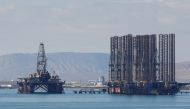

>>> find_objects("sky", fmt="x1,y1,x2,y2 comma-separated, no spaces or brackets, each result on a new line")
0,0,189,62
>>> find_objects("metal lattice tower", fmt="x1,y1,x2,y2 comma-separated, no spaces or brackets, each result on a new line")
158,34,175,82
109,34,157,83
121,35,133,83
134,35,157,82
37,43,47,74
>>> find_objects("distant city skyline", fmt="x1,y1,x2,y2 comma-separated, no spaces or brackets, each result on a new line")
0,0,190,62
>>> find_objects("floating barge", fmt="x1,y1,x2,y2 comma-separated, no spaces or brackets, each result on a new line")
108,81,179,95
17,43,64,94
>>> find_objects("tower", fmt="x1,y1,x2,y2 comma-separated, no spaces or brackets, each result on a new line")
121,34,133,83
37,43,47,74
37,43,50,82
158,34,175,82
134,35,157,82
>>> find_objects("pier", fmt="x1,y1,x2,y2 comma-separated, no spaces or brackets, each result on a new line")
64,85,107,94
73,89,106,94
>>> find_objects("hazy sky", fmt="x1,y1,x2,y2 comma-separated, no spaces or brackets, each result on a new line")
0,0,189,62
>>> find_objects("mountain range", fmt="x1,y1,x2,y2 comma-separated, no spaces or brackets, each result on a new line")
0,52,109,82
0,52,189,82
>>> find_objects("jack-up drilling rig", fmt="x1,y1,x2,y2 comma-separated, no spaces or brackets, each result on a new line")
17,43,64,94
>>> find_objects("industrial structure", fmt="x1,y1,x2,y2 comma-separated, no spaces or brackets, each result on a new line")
108,34,178,95
17,43,64,94
158,34,175,82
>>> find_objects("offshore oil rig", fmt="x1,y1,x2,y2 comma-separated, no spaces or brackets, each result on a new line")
108,34,179,95
17,43,64,94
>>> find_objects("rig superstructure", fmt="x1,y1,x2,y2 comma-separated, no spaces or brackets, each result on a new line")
108,34,178,95
17,43,64,94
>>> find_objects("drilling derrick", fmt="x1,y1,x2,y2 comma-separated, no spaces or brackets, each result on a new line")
17,43,64,94
37,43,50,82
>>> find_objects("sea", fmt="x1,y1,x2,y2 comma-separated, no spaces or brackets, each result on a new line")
0,89,190,109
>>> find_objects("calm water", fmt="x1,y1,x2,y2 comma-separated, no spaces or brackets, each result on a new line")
0,89,190,109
